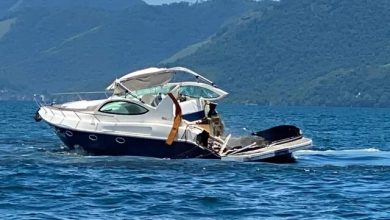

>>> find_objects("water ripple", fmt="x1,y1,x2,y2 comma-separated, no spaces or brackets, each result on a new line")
0,102,390,219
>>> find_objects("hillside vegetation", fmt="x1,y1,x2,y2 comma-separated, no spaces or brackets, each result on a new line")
0,0,255,99
0,0,389,107
171,0,390,107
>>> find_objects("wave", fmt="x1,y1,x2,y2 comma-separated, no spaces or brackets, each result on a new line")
297,148,382,154
33,143,390,167
294,148,390,166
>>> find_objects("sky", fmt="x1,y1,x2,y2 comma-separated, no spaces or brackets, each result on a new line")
143,0,200,5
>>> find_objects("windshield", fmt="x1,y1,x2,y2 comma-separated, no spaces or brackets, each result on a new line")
179,85,220,99
133,84,176,97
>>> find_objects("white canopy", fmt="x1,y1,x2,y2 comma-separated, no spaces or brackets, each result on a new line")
106,67,214,94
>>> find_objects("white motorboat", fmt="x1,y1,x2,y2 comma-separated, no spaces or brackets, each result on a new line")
34,67,312,162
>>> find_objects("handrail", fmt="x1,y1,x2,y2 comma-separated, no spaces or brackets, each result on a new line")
41,105,120,131
33,94,42,107
47,106,117,120
34,91,111,107
51,91,110,95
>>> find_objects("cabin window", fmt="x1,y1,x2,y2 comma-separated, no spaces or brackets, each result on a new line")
179,86,220,99
99,101,148,115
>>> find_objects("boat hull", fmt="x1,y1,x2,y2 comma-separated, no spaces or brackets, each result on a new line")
52,126,218,159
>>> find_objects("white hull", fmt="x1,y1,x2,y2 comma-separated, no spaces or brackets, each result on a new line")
34,66,313,162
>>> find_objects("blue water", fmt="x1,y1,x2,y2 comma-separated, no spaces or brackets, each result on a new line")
0,101,389,219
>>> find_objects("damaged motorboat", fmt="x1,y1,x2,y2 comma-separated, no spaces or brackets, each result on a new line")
34,67,312,162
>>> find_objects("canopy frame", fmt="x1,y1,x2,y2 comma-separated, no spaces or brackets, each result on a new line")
106,67,217,95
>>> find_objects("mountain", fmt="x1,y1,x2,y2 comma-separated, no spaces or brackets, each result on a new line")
0,0,146,12
0,0,256,99
1,0,389,107
169,0,390,107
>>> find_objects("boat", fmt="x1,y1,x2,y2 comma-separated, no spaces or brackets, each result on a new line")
34,67,312,162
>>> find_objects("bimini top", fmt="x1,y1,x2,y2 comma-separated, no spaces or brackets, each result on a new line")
106,67,216,94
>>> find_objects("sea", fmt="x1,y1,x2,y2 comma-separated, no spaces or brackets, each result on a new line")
0,101,389,219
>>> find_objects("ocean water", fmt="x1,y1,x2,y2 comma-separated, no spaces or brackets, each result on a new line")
0,101,389,219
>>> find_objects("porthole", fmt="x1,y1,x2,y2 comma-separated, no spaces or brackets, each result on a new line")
65,130,73,137
115,137,125,144
89,134,98,141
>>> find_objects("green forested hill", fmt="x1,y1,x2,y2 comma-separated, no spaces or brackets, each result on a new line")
170,0,390,107
0,0,255,99
0,0,389,107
